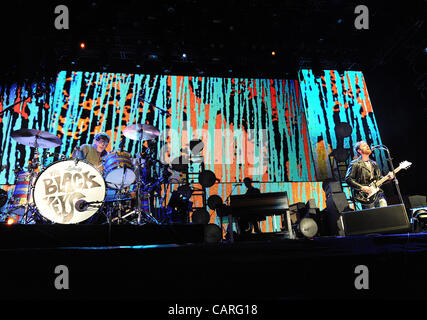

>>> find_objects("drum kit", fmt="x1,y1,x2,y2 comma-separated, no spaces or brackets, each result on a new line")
1,124,188,225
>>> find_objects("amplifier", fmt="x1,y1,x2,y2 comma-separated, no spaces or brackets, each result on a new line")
340,204,411,236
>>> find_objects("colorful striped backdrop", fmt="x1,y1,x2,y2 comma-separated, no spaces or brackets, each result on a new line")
0,69,386,228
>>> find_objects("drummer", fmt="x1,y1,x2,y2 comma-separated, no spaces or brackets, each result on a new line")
72,132,110,173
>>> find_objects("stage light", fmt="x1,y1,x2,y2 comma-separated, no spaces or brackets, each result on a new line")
182,53,187,60
199,170,218,188
207,195,223,210
408,195,427,232
335,122,353,139
191,208,210,224
413,209,427,232
6,217,17,225
297,217,318,238
80,42,86,49
271,51,276,56
204,223,222,243
414,210,427,219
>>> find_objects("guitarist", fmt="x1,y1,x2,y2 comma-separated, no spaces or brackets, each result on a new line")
345,141,394,209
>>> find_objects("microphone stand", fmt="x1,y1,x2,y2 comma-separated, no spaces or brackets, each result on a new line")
140,99,171,117
0,83,49,117
0,84,49,185
375,145,405,206
0,97,31,117
225,183,241,205
0,97,30,182
134,136,160,225
224,183,241,242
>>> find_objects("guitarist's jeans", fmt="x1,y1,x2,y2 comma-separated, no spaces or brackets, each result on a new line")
361,194,388,209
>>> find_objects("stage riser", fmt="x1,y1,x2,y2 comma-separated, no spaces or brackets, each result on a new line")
1,234,427,301
0,224,206,248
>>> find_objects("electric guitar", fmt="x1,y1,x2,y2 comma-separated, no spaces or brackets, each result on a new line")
353,160,412,204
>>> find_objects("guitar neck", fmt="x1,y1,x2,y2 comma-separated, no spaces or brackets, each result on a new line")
375,167,402,187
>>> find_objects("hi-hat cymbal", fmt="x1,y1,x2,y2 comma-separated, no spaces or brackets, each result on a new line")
123,124,160,141
11,129,62,148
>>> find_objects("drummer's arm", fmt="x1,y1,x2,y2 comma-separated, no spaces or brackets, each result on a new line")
72,145,88,159
95,159,104,173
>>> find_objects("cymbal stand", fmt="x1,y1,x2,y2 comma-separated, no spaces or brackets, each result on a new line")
158,178,170,224
22,137,41,224
135,135,159,225
115,166,129,224
224,183,240,242
135,137,143,224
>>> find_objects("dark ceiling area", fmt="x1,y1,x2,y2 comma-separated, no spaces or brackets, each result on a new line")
0,0,426,194
0,0,425,79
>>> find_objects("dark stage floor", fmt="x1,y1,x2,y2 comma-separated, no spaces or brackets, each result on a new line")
1,223,427,305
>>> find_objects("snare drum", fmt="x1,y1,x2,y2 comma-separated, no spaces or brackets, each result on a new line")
33,159,106,224
103,151,135,189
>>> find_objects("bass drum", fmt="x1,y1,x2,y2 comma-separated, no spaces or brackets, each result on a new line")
33,159,106,224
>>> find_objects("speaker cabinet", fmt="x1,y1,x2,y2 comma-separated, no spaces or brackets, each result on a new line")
340,204,411,236
325,192,352,236
324,181,342,195
326,192,350,213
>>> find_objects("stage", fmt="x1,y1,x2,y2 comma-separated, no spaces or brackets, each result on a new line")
1,223,427,302
1,1,426,316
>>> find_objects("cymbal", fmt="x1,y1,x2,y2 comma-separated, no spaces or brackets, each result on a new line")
11,129,62,148
123,124,160,141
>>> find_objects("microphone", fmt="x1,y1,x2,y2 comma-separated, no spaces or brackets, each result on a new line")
73,145,82,165
75,199,88,212
371,145,387,151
